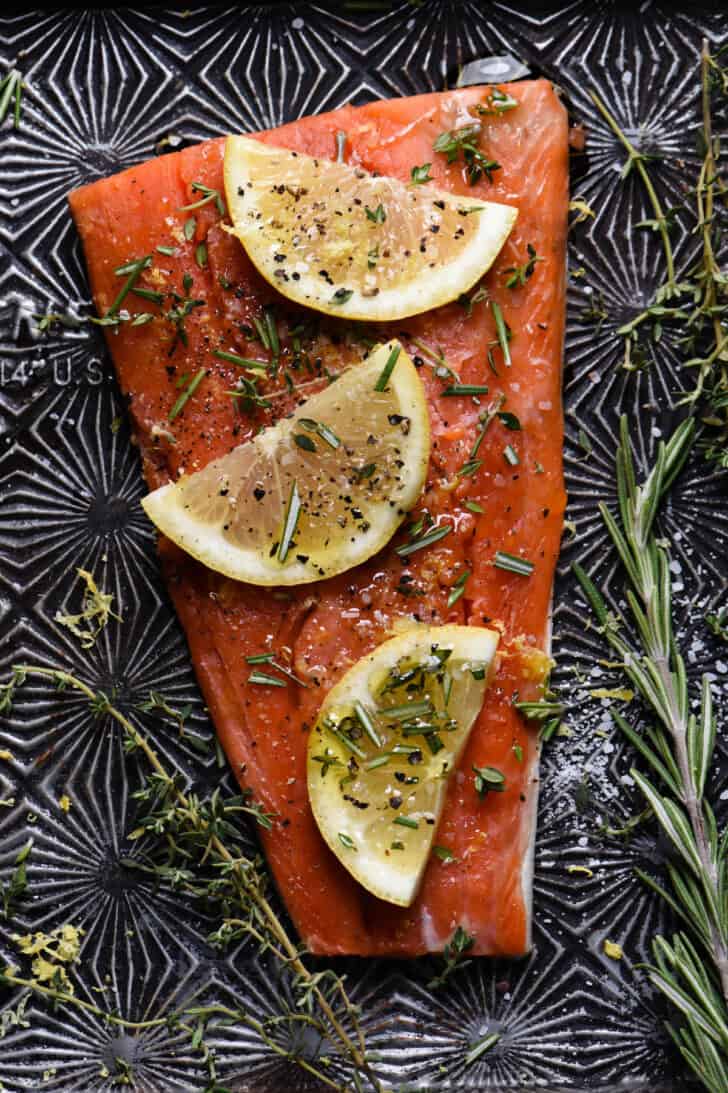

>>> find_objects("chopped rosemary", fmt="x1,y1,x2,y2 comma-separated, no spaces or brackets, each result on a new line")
504,443,520,466
432,845,457,863
465,1032,501,1066
183,216,196,241
441,383,489,397
457,458,483,478
494,550,534,576
338,832,357,851
354,700,382,748
447,570,470,609
195,242,207,268
294,433,317,452
395,523,451,557
463,499,484,514
277,480,301,564
490,301,511,365
0,68,23,129
248,670,287,688
374,344,401,391
393,815,419,829
179,182,226,216
410,162,433,184
168,368,206,421
212,349,268,372
331,287,354,305
328,726,366,760
156,245,178,257
107,255,152,318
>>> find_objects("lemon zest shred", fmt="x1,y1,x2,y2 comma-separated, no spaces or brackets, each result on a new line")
55,568,122,650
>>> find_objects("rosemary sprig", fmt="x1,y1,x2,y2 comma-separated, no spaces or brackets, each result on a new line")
573,415,728,1092
0,68,23,128
0,666,380,1092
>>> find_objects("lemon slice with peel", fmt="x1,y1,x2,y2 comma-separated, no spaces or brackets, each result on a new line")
224,136,518,322
307,624,500,906
142,340,429,585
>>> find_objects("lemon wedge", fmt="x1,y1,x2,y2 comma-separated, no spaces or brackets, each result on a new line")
142,341,429,585
307,624,500,906
224,135,518,321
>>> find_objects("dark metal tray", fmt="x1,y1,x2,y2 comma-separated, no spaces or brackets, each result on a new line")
1,4,726,1090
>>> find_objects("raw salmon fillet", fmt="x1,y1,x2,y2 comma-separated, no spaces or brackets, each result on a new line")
69,81,567,956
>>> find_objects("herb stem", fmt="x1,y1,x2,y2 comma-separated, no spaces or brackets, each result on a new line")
9,665,377,1088
589,90,676,292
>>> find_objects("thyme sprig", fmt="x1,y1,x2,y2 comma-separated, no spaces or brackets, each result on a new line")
0,666,380,1092
573,416,728,1092
588,43,727,457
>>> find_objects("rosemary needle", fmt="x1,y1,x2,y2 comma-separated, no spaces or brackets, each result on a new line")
277,480,301,564
169,368,205,421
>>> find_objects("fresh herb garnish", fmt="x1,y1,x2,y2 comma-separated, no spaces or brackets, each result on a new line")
0,68,23,128
447,570,470,608
395,523,451,557
338,832,357,851
410,163,432,185
0,666,377,1091
490,301,512,365
168,368,205,421
442,383,489,397
107,255,152,319
277,480,301,564
298,418,340,449
427,924,475,989
393,815,419,829
331,287,354,305
212,349,268,372
1,839,31,918
195,242,207,269
248,670,287,688
374,344,401,391
494,550,534,576
433,123,500,185
179,182,226,217
294,433,317,452
572,414,728,1093
432,845,457,863
472,765,505,799
183,216,196,241
504,244,543,288
469,393,506,459
365,203,386,224
465,1032,501,1066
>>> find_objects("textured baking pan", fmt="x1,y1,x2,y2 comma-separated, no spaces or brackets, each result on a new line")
0,4,726,1090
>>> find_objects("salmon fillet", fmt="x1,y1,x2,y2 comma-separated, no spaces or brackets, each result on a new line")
69,81,568,956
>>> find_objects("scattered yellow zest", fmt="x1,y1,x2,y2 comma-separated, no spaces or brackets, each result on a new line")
590,687,634,702
58,794,71,813
0,749,13,762
603,939,623,960
12,924,84,994
55,569,122,650
567,864,593,877
569,197,595,223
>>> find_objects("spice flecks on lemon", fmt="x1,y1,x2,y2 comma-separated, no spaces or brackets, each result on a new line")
142,340,430,585
307,624,499,907
224,135,518,321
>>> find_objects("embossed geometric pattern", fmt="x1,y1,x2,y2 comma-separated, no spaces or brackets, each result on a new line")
0,4,725,1090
